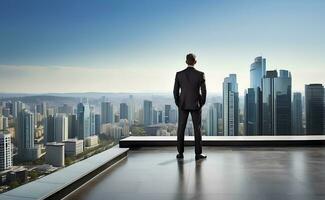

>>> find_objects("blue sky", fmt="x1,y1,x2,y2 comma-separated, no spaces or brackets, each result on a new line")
0,0,324,93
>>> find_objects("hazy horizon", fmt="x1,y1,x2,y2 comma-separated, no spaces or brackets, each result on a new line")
1,0,324,94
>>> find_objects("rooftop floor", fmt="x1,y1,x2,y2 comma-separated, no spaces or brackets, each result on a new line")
66,146,325,200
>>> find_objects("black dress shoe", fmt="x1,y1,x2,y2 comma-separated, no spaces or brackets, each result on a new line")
195,154,207,160
176,154,184,159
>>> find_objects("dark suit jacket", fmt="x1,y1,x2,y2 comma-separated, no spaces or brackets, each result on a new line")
173,67,207,110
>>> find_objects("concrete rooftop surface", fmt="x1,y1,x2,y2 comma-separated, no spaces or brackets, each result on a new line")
66,146,325,200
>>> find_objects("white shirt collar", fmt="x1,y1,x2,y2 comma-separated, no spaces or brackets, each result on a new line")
187,65,194,68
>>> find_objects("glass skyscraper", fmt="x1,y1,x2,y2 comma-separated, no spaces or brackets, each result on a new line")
120,103,128,120
292,92,303,134
305,84,324,135
223,74,239,136
143,100,153,126
77,103,91,140
262,70,292,135
250,56,266,89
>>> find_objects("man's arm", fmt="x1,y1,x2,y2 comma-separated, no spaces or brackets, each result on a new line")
200,72,207,106
173,72,180,107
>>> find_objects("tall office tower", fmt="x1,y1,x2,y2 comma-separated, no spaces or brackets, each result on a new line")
250,56,266,88
153,109,159,124
245,57,265,136
143,100,153,126
207,103,222,136
305,84,324,135
54,114,68,142
95,114,101,135
36,102,47,116
77,103,91,140
5,101,13,116
244,88,262,135
90,106,96,136
292,92,304,135
101,101,114,124
13,101,25,118
223,74,239,136
2,107,10,117
169,109,177,124
0,132,12,171
44,115,55,143
158,111,163,123
17,109,35,160
165,105,171,123
120,103,128,120
127,95,135,125
68,114,77,138
262,70,292,135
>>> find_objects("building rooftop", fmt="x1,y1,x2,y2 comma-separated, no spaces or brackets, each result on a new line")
67,146,325,200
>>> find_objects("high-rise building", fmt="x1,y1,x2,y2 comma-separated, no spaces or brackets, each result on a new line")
244,88,262,135
36,102,47,116
58,104,73,114
120,103,128,120
305,84,324,135
77,103,91,140
13,101,25,118
54,113,68,142
169,108,177,124
223,74,239,136
44,115,55,143
153,109,159,124
207,103,222,136
165,105,171,123
292,92,303,135
262,70,292,135
128,95,135,125
158,110,163,123
101,102,114,124
0,132,12,171
95,114,101,135
143,100,153,126
250,56,266,88
17,109,40,161
90,106,96,136
68,114,77,138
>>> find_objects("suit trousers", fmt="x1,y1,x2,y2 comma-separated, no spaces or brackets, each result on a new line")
177,108,202,155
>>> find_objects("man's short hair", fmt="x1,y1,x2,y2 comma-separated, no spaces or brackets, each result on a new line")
186,53,196,64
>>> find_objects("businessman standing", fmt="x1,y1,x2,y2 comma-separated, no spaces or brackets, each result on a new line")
173,53,207,160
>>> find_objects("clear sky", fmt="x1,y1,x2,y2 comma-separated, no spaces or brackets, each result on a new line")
0,0,324,94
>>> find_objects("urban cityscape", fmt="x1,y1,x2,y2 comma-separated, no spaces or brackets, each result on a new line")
0,56,324,193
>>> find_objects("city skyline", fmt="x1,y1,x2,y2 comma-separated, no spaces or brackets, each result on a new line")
0,0,325,93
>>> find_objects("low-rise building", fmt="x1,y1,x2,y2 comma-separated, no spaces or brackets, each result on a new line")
63,139,84,156
45,142,65,167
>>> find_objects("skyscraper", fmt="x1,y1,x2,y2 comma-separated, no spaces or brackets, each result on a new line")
292,92,303,135
95,114,101,135
262,70,292,135
165,105,171,123
305,84,324,135
128,95,135,125
17,109,39,161
244,57,265,135
90,106,96,136
54,113,68,142
223,74,239,136
244,88,262,135
13,101,25,118
143,100,153,126
0,132,12,171
101,102,114,124
44,114,55,143
77,103,91,140
120,103,128,120
207,103,222,136
68,114,78,138
250,56,266,88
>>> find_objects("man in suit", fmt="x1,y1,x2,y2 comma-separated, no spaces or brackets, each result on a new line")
173,53,207,160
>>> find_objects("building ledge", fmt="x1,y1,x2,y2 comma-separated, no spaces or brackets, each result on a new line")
0,145,129,200
119,136,325,148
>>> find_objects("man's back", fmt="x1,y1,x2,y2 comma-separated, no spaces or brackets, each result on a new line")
173,67,206,110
